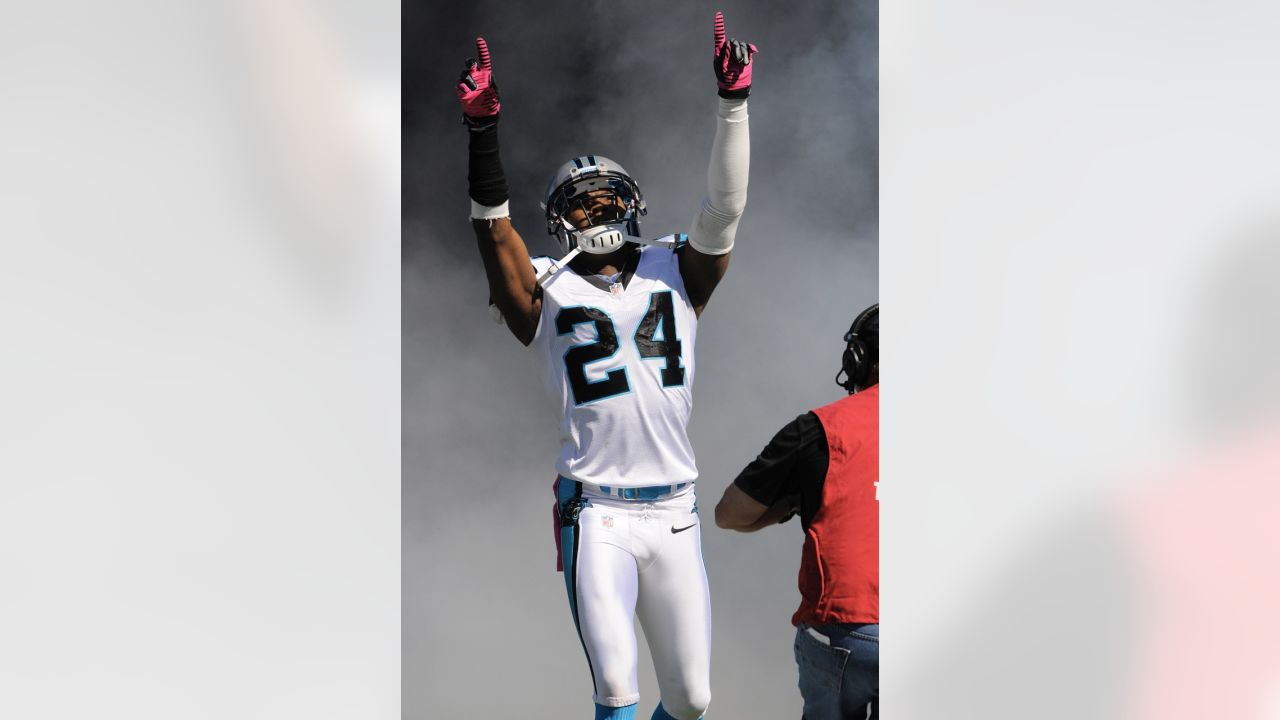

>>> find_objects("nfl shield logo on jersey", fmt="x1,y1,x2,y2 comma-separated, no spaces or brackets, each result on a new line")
602,516,614,529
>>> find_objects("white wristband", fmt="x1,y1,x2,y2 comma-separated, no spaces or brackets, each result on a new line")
470,200,510,220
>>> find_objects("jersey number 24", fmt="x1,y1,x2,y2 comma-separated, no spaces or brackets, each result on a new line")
555,291,684,405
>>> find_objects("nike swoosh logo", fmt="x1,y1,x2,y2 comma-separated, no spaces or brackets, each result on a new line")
671,523,697,534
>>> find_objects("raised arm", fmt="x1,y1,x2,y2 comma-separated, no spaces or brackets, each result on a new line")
457,37,541,346
681,12,756,317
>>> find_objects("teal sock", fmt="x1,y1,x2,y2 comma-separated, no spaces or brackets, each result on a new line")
652,703,701,720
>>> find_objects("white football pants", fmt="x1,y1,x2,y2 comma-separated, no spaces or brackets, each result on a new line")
556,480,712,719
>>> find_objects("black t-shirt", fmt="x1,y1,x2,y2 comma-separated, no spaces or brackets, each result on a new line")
731,411,830,528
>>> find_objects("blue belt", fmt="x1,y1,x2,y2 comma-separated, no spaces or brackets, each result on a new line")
593,482,689,500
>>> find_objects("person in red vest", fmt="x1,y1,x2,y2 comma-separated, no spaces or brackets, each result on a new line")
715,304,879,720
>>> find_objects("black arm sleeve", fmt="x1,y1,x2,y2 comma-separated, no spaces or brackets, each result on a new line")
732,412,829,527
467,124,508,207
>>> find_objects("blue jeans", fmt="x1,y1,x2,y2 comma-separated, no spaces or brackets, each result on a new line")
794,623,879,720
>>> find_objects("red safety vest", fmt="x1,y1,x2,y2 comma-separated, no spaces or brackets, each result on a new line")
793,385,879,626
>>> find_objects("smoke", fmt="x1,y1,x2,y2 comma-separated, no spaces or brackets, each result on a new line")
403,1,877,717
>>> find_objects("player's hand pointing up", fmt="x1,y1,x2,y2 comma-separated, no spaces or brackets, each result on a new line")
457,37,501,129
713,12,757,99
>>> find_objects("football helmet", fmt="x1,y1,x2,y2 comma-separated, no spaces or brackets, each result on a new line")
543,155,647,256
836,304,879,394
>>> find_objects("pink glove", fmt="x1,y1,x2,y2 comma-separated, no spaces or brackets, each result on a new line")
456,37,500,128
713,11,757,99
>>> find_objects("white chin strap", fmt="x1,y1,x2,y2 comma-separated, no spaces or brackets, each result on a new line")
535,247,583,285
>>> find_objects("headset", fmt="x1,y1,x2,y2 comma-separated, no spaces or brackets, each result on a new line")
836,303,879,394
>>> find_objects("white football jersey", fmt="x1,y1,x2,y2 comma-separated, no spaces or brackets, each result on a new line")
530,241,699,488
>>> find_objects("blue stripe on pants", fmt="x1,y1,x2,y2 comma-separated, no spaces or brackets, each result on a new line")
557,478,598,698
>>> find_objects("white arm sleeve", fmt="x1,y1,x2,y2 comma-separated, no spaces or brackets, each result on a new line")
687,97,749,256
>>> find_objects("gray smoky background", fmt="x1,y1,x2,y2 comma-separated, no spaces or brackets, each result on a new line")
403,1,876,717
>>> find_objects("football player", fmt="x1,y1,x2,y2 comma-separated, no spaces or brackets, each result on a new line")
456,12,756,720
